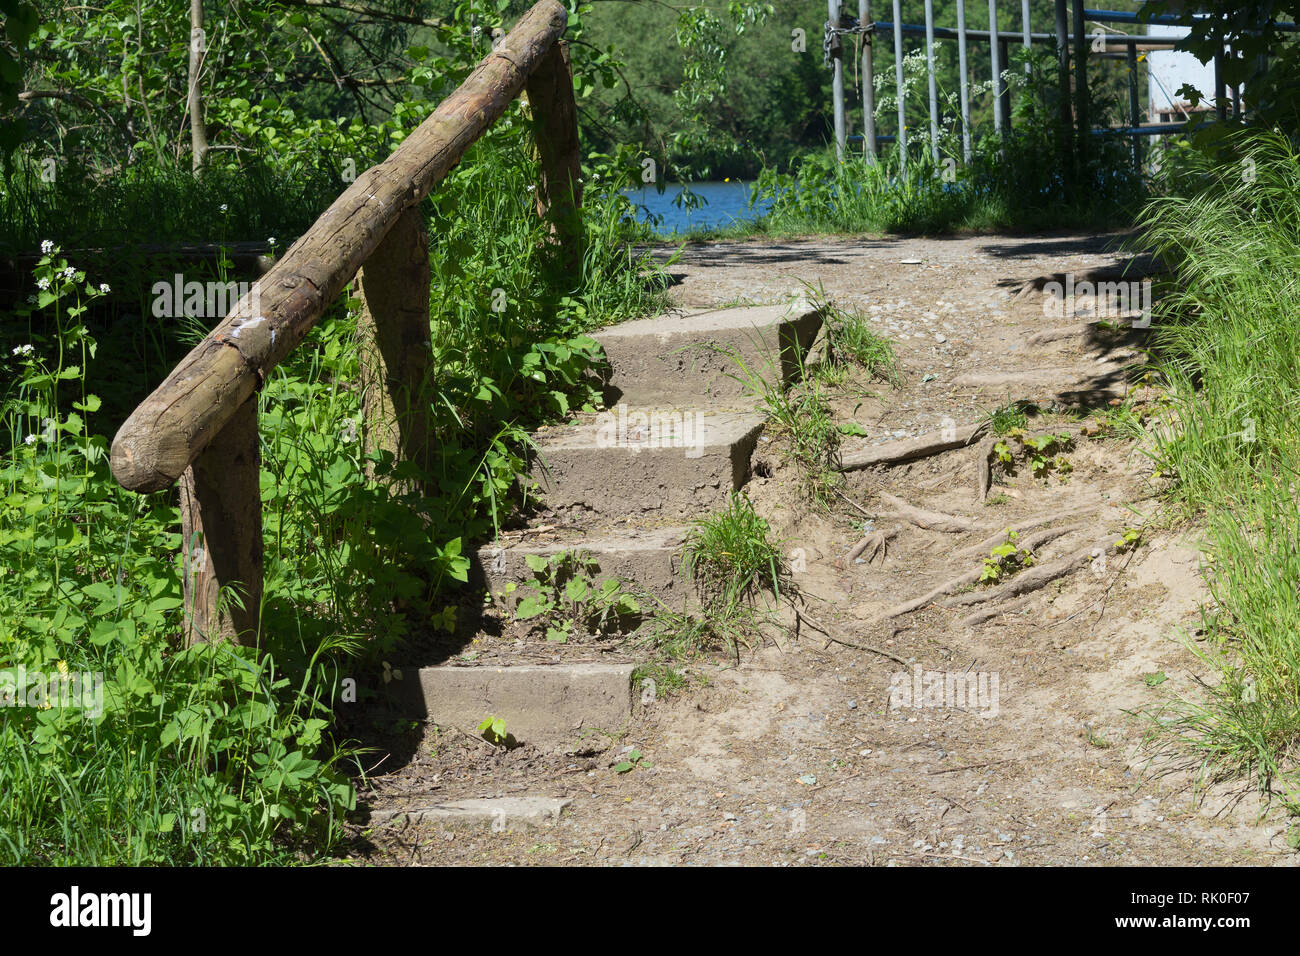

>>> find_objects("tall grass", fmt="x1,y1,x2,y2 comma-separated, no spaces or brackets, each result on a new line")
1137,129,1300,810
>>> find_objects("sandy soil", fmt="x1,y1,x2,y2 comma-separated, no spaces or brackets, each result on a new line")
343,233,1297,867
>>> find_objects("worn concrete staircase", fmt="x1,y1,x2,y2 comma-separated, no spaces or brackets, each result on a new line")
397,301,823,755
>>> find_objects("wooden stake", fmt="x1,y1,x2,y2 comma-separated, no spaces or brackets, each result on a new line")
179,396,262,645
355,206,434,487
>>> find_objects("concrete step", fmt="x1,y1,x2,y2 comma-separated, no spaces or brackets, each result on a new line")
592,302,823,405
476,526,689,611
530,409,765,518
397,662,636,750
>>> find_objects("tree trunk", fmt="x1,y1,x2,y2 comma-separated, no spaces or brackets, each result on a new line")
188,0,209,173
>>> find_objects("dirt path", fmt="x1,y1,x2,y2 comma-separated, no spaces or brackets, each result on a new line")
346,233,1296,867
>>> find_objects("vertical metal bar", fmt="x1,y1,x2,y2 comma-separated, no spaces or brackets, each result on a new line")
1213,43,1226,121
861,0,878,162
956,0,971,162
924,0,940,162
1071,0,1088,159
1126,42,1142,169
998,37,1012,135
892,0,907,169
989,0,1004,136
830,0,846,160
1021,0,1032,74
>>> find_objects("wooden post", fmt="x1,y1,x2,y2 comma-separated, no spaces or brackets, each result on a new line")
355,206,435,486
828,0,847,161
524,40,584,272
179,396,262,645
860,0,878,163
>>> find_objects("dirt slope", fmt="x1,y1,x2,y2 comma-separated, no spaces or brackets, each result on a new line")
347,233,1296,866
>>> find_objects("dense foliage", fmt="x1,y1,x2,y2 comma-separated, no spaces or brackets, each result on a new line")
0,0,664,863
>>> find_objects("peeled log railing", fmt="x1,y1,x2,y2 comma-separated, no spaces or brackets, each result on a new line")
109,0,581,645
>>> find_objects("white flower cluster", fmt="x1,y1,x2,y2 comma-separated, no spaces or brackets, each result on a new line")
11,344,35,357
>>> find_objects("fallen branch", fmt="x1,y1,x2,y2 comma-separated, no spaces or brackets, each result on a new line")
877,491,986,534
837,421,988,472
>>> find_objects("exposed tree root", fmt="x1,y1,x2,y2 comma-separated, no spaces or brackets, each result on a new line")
833,527,899,570
837,421,988,472
958,595,1034,628
975,436,997,501
941,539,1114,612
956,506,1104,558
882,567,985,619
881,524,1090,620
877,491,986,534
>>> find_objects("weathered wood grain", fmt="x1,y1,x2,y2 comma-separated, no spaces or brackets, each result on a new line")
179,397,263,645
355,206,434,487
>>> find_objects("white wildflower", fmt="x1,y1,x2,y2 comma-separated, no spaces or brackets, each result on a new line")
62,266,75,279
36,277,49,290
11,344,34,357
99,283,111,294
40,239,53,254
24,434,36,446
220,203,229,212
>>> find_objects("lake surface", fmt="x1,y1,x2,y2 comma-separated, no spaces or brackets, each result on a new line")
621,180,771,235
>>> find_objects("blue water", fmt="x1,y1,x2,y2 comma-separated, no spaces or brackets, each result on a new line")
622,180,771,235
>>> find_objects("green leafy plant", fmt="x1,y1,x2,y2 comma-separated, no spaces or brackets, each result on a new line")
612,748,648,773
504,550,640,644
992,428,1074,480
477,715,510,748
1115,528,1142,552
980,529,1035,584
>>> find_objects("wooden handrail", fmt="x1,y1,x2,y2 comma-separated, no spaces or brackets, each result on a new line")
110,0,569,494
108,0,581,644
